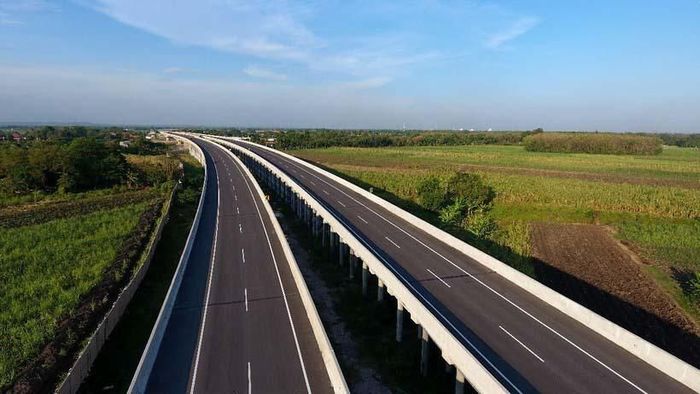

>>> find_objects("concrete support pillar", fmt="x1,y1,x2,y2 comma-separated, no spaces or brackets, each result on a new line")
396,302,404,342
420,328,430,377
338,242,345,266
377,279,385,302
349,252,357,279
455,369,465,394
362,262,369,296
321,223,328,247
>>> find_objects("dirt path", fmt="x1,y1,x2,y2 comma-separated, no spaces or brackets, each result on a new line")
530,222,700,366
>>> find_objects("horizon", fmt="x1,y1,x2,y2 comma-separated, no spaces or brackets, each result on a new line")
1,1,699,132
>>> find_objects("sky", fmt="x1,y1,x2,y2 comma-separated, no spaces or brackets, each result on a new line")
0,0,699,131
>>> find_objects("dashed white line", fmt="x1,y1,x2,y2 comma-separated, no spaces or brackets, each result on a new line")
310,181,316,186
241,248,246,263
234,194,238,201
357,215,368,224
500,326,544,363
337,200,346,207
239,223,243,233
247,362,252,394
322,189,329,195
244,288,249,312
236,206,240,214
385,236,401,249
426,268,451,288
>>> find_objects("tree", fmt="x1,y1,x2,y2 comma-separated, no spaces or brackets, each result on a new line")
445,172,495,216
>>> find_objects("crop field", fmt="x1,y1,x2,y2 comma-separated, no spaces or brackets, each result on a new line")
291,145,700,328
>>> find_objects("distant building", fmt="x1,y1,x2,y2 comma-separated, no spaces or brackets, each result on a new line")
11,132,23,142
119,140,131,148
264,137,276,147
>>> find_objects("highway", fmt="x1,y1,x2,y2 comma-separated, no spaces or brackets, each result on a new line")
224,138,694,394
145,138,333,393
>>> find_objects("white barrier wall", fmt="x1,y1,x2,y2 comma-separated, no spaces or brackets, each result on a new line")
128,133,208,393
219,136,700,392
211,140,349,393
208,136,508,394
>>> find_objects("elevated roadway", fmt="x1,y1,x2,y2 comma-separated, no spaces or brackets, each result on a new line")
223,138,695,394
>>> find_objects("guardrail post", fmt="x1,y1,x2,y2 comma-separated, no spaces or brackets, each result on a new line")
377,279,385,302
396,302,404,342
362,261,369,296
421,328,430,376
455,369,465,394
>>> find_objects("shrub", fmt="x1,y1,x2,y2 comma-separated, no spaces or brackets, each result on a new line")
464,211,498,238
523,132,662,155
445,172,495,215
439,197,467,226
416,176,445,210
690,272,700,302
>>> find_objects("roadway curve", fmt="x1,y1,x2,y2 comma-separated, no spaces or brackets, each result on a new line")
226,139,693,394
145,139,333,393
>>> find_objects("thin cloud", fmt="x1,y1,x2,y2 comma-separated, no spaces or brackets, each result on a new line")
243,66,287,81
485,17,540,49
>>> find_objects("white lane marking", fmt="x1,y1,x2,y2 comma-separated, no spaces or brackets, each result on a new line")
241,248,246,263
385,236,401,249
258,149,650,394
300,174,305,179
337,200,346,207
357,215,368,224
500,326,544,363
234,194,238,201
189,156,221,394
239,223,243,233
310,181,316,186
232,185,236,191
237,206,240,214
228,147,312,392
426,268,451,288
322,189,329,195
244,288,249,312
247,362,252,394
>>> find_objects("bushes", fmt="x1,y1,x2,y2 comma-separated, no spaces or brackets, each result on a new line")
523,133,662,155
415,172,497,238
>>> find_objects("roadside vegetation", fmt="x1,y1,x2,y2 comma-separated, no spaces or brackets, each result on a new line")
0,129,183,390
290,143,700,363
524,132,662,155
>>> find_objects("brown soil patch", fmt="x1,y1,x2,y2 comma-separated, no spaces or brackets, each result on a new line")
530,222,700,366
459,164,700,190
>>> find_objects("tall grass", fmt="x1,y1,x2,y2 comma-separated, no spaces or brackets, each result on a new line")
0,203,149,387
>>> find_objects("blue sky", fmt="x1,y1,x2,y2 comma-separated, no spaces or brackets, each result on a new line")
0,0,699,131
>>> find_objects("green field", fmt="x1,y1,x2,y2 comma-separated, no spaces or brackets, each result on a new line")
291,145,700,322
0,198,158,387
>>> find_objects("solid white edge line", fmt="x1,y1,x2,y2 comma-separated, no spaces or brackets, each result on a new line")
264,149,649,394
499,326,544,363
228,147,312,393
426,268,451,288
189,154,221,394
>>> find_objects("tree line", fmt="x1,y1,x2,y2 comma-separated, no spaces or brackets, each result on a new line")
523,133,663,155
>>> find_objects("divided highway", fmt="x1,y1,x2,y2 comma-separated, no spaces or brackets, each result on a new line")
222,138,694,394
144,138,334,393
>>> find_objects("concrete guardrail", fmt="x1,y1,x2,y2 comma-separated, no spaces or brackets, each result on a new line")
207,136,509,393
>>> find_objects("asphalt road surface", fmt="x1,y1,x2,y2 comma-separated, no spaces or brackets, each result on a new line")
145,138,333,394
226,139,693,394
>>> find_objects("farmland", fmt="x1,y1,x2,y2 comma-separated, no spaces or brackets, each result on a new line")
0,133,185,390
290,144,700,358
